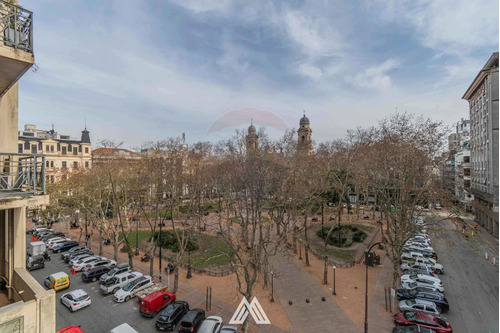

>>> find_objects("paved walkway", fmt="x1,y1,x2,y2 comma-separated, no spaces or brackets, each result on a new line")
270,250,362,333
367,255,395,332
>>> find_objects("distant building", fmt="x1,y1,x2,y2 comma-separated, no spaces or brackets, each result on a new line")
297,112,313,155
453,119,474,210
462,52,499,237
18,124,92,182
246,121,258,152
92,147,142,166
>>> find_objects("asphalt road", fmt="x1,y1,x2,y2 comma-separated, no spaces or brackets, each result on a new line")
432,219,499,333
27,238,181,333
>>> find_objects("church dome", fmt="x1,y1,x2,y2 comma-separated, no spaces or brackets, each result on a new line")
300,115,310,125
248,123,256,133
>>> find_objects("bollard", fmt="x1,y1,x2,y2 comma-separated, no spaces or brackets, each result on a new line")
494,257,496,265
485,253,488,260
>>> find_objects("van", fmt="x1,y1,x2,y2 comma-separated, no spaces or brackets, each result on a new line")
139,291,176,317
44,272,70,291
26,255,45,271
100,272,142,295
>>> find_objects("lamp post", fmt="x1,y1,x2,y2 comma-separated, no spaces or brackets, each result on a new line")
332,265,336,295
364,242,382,333
85,212,88,247
270,271,274,303
299,239,302,260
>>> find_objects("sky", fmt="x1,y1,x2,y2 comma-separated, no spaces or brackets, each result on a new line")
18,0,499,149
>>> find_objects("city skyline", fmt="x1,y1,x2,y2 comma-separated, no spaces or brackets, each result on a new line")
18,0,499,148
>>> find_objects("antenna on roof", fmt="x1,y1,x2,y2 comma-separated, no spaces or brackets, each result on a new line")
85,117,87,130
303,110,306,116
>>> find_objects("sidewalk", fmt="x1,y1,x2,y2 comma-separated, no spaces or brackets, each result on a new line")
367,255,395,332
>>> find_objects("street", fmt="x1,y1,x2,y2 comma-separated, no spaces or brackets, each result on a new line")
432,219,499,333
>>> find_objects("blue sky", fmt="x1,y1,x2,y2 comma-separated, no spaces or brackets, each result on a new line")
18,0,499,148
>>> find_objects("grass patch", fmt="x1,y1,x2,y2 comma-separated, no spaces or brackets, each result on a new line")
181,235,233,268
312,243,356,261
121,230,154,245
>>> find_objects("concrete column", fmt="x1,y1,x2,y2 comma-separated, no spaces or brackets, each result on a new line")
13,207,26,269
0,209,5,278
0,83,19,154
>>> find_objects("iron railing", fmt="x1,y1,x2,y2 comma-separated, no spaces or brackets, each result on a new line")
0,153,45,195
0,0,33,53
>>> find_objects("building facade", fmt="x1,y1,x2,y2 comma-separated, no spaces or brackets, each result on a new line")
452,119,474,210
462,52,499,237
297,112,313,155
0,1,56,332
246,121,258,152
18,124,92,182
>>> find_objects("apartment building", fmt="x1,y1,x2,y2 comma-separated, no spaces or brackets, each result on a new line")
18,124,92,182
0,1,56,332
462,52,499,237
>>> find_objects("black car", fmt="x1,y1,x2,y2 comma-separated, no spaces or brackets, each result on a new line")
52,241,79,253
397,287,444,300
393,325,437,333
178,308,205,332
82,266,112,282
156,301,190,331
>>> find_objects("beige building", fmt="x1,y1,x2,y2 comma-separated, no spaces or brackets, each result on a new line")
0,1,56,332
92,147,141,166
297,112,313,155
18,124,92,182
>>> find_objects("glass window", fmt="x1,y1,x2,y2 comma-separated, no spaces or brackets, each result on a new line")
31,145,37,153
73,147,78,155
85,147,89,154
62,146,67,155
18,143,23,153
62,161,67,169
24,141,30,149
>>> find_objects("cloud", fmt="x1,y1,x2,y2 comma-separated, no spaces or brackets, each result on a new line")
348,58,402,91
168,0,232,13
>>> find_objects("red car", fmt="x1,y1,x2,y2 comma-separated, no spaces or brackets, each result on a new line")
139,291,176,317
56,326,84,333
394,311,453,333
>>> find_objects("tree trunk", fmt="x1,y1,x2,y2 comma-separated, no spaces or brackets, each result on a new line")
323,258,328,285
304,214,309,266
174,266,179,293
98,224,103,256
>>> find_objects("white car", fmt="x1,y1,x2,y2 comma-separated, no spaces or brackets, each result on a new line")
198,316,223,333
109,323,139,333
48,238,71,249
113,275,153,302
401,278,444,293
401,262,435,274
82,259,116,272
401,273,442,285
398,299,441,317
69,253,93,266
60,289,91,312
45,237,66,246
72,256,102,272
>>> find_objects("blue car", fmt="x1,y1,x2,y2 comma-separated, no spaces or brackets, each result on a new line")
52,241,79,253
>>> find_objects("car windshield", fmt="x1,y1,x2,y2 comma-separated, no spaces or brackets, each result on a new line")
408,289,416,296
404,311,417,320
162,304,175,316
436,318,447,327
405,300,415,306
107,268,118,275
103,277,117,286
122,281,136,291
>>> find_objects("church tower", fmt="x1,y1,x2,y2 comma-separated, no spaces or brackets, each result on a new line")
246,120,258,152
297,111,312,154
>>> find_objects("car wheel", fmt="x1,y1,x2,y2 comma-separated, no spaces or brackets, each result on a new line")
113,287,119,294
60,299,63,305
70,306,74,313
436,269,442,274
125,296,130,302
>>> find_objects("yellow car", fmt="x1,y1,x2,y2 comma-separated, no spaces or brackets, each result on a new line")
44,272,70,291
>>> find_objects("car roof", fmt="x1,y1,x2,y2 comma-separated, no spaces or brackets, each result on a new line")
68,289,88,298
51,272,68,279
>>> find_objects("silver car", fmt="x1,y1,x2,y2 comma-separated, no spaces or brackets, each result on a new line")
398,299,441,317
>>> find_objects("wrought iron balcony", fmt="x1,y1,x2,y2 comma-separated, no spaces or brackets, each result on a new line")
0,0,33,53
0,153,45,196
0,0,34,97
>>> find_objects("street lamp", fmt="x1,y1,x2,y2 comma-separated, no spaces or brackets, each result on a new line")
332,265,336,295
270,271,274,303
364,242,382,333
299,239,302,260
135,213,140,256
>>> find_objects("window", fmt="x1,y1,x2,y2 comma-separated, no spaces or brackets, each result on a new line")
31,145,37,154
62,161,67,169
79,146,82,153
46,145,49,151
46,161,49,167
24,141,30,149
85,147,89,154
57,143,61,151
51,145,54,152
73,147,78,155
50,161,54,167
73,161,78,169
62,146,67,155
38,142,42,150
18,143,23,153
85,161,89,168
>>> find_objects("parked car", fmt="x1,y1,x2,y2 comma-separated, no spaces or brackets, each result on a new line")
100,263,131,283
56,325,84,333
44,272,70,291
109,323,139,333
72,256,102,272
46,237,67,247
198,315,223,333
113,275,154,302
393,325,439,333
82,259,116,272
62,246,87,259
53,241,79,253
398,299,441,317
400,281,442,294
26,255,45,271
221,326,239,333
100,272,142,295
41,233,65,242
401,277,444,293
401,262,435,274
69,253,94,266
394,311,452,333
155,301,190,331
397,287,444,300
413,258,443,274
139,291,175,317
60,289,91,312
435,204,442,210
178,308,206,332
403,269,438,278
82,266,113,283
401,274,442,286
64,249,92,262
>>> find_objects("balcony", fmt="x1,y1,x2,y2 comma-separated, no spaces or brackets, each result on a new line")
0,0,33,97
0,153,45,201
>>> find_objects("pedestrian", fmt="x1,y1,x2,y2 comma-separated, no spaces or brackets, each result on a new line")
474,223,478,230
43,251,51,261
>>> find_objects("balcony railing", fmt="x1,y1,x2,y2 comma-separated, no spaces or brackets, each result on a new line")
0,0,33,53
0,153,45,196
